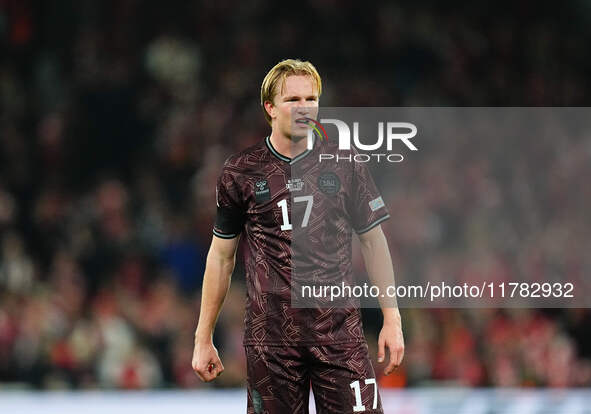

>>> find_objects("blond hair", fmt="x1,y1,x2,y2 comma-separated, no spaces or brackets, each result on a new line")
260,59,322,125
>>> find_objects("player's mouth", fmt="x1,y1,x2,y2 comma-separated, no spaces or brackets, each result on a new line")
295,117,311,125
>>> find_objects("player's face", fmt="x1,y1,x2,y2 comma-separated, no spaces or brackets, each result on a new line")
271,75,319,140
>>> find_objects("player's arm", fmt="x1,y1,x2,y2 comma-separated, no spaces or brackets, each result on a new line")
192,234,240,382
358,224,404,375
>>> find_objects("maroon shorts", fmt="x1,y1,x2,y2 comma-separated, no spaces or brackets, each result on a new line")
245,341,383,414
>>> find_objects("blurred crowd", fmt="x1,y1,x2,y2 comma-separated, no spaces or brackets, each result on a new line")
1,0,590,389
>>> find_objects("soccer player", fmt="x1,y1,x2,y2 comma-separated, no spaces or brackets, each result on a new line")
192,59,404,413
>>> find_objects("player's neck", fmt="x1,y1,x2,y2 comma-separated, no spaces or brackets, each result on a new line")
269,131,308,160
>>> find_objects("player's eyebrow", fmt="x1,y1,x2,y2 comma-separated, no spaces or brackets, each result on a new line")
282,95,318,101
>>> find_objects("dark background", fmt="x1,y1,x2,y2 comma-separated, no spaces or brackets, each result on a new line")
0,0,590,389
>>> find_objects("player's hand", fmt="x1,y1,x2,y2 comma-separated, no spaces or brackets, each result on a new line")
377,321,404,376
192,340,224,382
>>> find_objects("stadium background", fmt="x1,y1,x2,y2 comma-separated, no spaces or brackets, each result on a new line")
1,0,590,409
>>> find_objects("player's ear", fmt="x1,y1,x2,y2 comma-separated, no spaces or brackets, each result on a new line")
264,100,276,120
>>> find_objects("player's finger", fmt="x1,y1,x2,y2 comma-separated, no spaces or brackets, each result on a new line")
377,335,386,363
384,344,398,375
196,362,216,382
193,365,208,382
396,347,405,366
194,369,205,381
210,361,224,377
391,346,404,370
192,360,204,380
384,359,397,375
203,368,217,382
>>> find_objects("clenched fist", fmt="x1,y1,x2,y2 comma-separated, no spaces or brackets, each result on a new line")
192,340,224,382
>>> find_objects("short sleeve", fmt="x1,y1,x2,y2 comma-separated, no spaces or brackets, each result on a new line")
213,163,246,239
349,158,390,234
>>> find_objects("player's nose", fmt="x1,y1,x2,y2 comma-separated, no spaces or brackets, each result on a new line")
295,101,310,114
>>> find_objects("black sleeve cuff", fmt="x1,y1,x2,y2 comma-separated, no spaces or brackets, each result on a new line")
214,206,244,237
355,214,390,234
212,228,240,239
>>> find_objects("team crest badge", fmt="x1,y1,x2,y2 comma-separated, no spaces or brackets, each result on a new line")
317,172,340,195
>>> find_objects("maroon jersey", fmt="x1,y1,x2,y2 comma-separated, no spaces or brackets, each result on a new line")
213,135,389,346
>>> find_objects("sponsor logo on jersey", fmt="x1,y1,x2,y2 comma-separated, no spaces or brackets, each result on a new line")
286,178,304,192
254,179,271,202
317,172,340,195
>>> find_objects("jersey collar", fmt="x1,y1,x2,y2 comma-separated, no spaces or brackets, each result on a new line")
265,135,315,165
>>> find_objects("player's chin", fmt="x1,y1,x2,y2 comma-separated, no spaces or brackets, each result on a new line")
289,127,310,141
285,131,303,141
